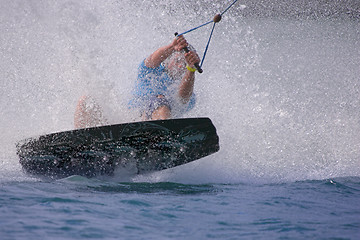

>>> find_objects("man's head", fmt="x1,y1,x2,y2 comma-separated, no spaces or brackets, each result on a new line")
163,44,196,79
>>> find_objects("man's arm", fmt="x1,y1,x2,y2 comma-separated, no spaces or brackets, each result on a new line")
178,70,195,103
178,51,200,103
144,36,188,68
144,44,175,68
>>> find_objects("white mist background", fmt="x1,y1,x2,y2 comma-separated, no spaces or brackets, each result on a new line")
1,0,359,183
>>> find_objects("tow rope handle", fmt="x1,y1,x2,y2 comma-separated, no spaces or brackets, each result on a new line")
174,32,203,73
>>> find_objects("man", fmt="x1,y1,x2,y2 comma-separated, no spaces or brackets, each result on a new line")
74,35,200,128
129,35,201,120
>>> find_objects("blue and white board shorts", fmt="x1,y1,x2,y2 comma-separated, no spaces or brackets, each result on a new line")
144,95,171,120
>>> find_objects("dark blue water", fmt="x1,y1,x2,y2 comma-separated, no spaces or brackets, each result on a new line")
1,0,359,239
1,177,359,239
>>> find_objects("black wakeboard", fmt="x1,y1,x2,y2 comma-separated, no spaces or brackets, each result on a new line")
16,118,219,178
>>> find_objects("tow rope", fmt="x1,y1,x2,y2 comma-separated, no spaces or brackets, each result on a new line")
175,0,244,73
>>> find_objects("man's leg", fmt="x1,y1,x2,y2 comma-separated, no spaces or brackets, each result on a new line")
151,105,171,120
74,96,107,129
143,95,171,120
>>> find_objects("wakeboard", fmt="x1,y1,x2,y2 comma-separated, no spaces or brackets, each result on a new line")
16,118,219,178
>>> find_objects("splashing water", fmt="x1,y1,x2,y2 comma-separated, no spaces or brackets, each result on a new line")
1,0,359,184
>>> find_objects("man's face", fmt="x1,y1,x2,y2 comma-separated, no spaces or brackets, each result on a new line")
166,53,186,78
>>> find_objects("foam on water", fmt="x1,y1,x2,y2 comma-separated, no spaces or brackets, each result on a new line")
1,0,359,184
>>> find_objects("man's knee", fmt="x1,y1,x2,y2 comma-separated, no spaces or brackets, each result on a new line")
151,105,171,120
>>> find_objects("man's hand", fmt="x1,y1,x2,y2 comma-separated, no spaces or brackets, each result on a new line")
185,51,200,69
172,35,188,51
